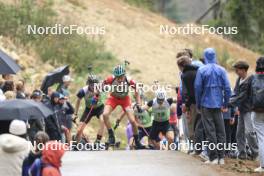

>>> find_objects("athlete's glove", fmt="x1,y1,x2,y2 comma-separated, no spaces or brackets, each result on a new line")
91,95,99,105
114,119,121,130
72,114,78,124
136,104,143,113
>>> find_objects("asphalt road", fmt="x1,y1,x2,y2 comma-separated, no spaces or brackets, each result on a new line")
61,150,227,176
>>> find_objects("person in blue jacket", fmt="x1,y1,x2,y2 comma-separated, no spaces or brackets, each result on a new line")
195,48,231,165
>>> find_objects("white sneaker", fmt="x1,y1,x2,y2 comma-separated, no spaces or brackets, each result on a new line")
218,158,225,165
254,167,264,173
252,156,260,162
204,159,218,165
189,151,196,155
204,160,211,164
199,151,209,161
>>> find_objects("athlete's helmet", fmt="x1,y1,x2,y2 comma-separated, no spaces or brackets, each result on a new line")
86,74,99,85
156,89,166,101
113,65,126,77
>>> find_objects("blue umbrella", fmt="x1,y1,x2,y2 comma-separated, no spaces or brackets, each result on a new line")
0,49,21,74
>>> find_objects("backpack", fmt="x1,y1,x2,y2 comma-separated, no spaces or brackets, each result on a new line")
22,152,42,176
22,157,31,176
251,74,264,110
28,158,52,176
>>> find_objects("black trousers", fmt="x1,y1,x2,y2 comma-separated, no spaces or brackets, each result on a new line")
201,107,226,161
193,114,206,154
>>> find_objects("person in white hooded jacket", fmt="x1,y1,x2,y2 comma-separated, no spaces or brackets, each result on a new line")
0,120,31,176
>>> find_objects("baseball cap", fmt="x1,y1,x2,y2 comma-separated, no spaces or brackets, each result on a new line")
62,75,72,82
233,61,249,70
31,90,42,98
59,93,65,99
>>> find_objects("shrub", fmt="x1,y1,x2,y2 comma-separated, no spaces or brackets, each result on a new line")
0,0,116,74
124,0,155,11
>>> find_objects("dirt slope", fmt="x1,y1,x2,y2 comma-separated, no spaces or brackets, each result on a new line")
54,0,259,88
0,0,259,88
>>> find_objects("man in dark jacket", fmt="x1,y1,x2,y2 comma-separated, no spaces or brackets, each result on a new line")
229,61,259,160
177,56,205,155
28,90,45,144
44,92,62,141
56,94,74,144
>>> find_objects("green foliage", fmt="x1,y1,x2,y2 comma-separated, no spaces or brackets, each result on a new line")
163,0,180,22
0,0,55,44
124,0,180,21
124,0,156,11
127,68,141,75
35,34,115,74
218,48,234,70
207,0,264,54
0,0,116,74
225,0,256,45
193,45,203,60
66,0,86,9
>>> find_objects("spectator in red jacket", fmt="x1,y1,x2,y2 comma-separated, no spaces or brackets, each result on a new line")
42,141,68,176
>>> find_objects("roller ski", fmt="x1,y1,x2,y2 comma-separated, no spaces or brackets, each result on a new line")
105,134,121,150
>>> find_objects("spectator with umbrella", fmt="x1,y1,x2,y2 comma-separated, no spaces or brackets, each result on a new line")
28,90,46,143
41,65,69,95
0,49,21,74
0,99,53,121
56,75,74,143
41,65,70,108
57,75,72,98
0,49,20,89
44,92,62,141
0,98,53,138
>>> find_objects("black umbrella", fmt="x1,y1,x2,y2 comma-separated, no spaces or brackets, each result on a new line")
40,65,69,94
0,99,53,121
0,49,21,74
